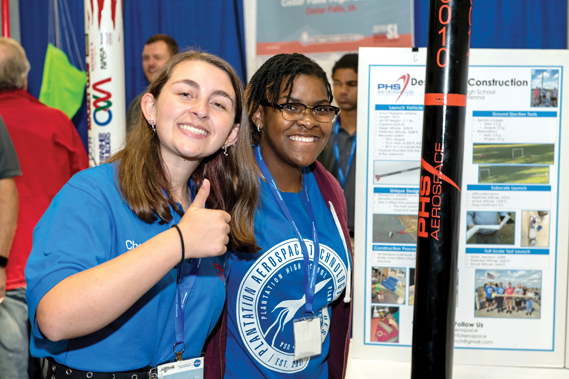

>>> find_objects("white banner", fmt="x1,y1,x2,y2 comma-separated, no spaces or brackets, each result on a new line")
85,0,126,166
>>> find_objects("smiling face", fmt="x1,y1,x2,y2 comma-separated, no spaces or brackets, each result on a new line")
256,74,332,175
333,68,358,112
142,41,172,82
141,60,239,170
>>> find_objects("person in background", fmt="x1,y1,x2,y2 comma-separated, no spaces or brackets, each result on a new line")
483,282,494,312
466,211,508,244
206,53,352,379
504,282,514,314
126,34,179,129
0,37,89,379
25,51,259,378
495,282,505,313
526,288,534,316
318,53,358,243
514,283,524,313
0,115,22,379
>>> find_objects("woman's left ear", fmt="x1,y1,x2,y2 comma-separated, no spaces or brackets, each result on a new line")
140,93,156,122
225,123,240,147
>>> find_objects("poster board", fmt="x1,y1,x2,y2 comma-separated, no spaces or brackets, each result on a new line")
352,47,569,368
243,0,413,81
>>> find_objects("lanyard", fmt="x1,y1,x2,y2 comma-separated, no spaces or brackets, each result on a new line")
173,182,199,361
333,119,356,189
174,259,200,360
255,145,320,314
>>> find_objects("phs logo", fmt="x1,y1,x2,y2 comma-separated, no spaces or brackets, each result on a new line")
92,78,113,127
377,74,426,102
236,239,347,373
377,74,412,102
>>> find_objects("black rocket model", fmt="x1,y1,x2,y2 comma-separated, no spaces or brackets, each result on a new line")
411,0,471,378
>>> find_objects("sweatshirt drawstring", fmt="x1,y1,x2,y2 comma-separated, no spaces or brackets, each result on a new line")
328,201,352,303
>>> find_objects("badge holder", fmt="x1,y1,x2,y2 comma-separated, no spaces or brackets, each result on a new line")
293,312,322,360
155,356,204,379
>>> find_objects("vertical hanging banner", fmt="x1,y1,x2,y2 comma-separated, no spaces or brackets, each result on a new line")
411,0,470,378
254,0,413,73
85,0,126,167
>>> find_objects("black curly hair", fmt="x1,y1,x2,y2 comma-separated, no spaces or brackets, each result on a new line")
245,53,333,144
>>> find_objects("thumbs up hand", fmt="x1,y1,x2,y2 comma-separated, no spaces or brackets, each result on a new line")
177,179,231,258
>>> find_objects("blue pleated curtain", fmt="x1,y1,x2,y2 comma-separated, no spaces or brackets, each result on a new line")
18,0,567,148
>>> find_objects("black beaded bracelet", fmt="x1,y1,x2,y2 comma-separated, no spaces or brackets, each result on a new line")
171,224,185,268
0,256,7,268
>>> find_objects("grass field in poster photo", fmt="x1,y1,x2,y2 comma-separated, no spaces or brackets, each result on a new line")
478,165,549,184
473,143,554,165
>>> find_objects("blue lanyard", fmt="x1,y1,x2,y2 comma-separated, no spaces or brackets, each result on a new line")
255,145,320,314
333,119,356,189
174,259,200,358
173,182,199,360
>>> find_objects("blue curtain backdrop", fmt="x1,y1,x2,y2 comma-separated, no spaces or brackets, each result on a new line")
413,0,567,48
18,0,567,148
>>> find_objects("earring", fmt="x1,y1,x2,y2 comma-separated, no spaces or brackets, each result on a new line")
257,124,262,133
223,143,228,157
148,119,156,133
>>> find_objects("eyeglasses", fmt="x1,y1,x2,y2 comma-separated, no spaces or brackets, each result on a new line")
261,101,340,123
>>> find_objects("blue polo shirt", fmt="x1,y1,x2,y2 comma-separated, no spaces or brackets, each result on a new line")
25,163,227,372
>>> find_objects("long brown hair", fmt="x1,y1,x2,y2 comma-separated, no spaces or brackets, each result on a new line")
108,50,259,252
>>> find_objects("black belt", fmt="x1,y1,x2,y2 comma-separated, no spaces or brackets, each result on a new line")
42,358,155,379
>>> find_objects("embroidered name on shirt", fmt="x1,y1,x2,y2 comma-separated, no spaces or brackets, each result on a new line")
125,240,139,250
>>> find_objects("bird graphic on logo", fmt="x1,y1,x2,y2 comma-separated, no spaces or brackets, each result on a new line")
263,278,332,348
395,73,411,103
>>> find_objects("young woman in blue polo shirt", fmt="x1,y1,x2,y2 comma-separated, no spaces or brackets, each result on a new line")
25,51,259,378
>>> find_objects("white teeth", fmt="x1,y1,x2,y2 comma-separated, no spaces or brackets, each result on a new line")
289,135,317,143
179,124,209,136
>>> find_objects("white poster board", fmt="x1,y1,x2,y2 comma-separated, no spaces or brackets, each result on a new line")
352,47,569,369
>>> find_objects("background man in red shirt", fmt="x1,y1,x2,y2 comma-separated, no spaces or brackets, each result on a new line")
0,37,88,378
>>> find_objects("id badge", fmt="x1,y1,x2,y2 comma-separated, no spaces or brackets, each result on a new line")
293,315,322,360
156,357,203,379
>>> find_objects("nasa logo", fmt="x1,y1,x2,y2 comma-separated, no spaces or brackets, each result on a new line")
193,359,201,368
237,238,347,373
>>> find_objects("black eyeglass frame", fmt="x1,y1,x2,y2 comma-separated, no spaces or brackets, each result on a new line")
260,100,340,123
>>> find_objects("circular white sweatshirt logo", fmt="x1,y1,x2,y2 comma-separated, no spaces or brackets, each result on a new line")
236,238,347,373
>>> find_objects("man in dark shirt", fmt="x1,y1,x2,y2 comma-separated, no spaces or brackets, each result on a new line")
318,54,358,239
